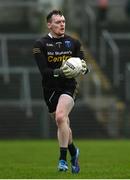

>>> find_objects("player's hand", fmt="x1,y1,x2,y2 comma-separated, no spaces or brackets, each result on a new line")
81,59,89,75
60,65,76,78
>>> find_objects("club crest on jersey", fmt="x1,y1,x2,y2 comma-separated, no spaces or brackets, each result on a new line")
65,40,71,48
56,42,62,48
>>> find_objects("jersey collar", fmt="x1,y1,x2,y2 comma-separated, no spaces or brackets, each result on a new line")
48,33,64,39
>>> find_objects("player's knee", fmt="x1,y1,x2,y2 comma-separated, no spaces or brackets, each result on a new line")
69,128,72,136
55,111,65,126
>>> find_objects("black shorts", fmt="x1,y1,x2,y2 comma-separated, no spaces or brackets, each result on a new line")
43,87,78,113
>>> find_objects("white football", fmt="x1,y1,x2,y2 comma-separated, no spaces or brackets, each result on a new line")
64,57,82,77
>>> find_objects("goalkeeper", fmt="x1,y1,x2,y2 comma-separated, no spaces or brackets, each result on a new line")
33,9,89,173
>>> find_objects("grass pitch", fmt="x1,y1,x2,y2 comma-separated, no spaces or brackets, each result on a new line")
0,139,130,179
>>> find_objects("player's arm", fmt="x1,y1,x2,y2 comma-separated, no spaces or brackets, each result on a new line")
33,41,54,78
32,41,73,78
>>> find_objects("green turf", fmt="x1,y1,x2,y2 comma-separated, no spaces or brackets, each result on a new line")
0,139,130,179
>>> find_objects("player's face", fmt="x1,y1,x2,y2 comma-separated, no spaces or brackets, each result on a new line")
47,15,65,37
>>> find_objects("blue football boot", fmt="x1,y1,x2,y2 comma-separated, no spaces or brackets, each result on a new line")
71,148,80,173
58,160,68,172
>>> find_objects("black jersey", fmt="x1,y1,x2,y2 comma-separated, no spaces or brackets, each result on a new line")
33,34,85,90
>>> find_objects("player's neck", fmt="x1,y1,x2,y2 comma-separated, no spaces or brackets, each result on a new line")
48,32,64,39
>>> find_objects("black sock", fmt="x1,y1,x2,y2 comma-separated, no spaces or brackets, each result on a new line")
68,142,76,157
59,147,67,161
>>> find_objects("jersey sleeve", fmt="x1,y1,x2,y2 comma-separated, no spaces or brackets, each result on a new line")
75,39,89,74
32,41,54,79
75,40,87,61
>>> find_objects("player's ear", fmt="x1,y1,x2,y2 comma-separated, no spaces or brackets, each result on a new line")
47,22,51,29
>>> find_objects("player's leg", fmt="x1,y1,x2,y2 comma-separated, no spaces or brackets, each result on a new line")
67,120,77,158
55,94,74,171
43,88,72,171
51,112,69,171
68,122,76,157
67,119,80,173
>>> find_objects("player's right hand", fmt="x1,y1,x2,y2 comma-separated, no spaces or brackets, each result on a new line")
60,66,75,78
53,66,75,78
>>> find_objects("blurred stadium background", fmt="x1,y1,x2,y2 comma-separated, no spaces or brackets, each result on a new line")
0,0,130,140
